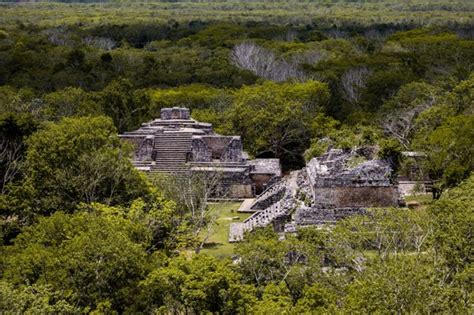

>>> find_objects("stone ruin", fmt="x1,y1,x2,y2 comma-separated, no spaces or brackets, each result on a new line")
229,147,402,242
120,107,281,198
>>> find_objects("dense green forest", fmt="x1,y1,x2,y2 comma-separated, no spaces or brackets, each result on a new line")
1,1,473,313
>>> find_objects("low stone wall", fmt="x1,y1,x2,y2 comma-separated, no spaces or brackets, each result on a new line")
192,167,254,198
220,138,244,162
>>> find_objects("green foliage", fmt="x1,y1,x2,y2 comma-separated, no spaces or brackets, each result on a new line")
253,283,293,314
0,2,473,313
377,138,403,178
150,84,233,118
1,210,152,312
0,282,81,314
227,80,329,168
42,87,99,121
420,115,474,189
305,114,382,161
12,116,150,218
98,79,152,132
139,254,256,314
344,256,466,313
294,282,337,313
429,176,474,274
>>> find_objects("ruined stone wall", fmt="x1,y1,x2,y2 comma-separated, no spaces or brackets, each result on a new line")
220,138,244,162
251,187,286,210
191,138,212,162
160,107,190,120
295,207,367,225
313,186,399,208
219,170,253,198
192,136,244,162
202,136,230,158
120,135,154,160
192,167,254,198
228,184,254,198
250,174,273,195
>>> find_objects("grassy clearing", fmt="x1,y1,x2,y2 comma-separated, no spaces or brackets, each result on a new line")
405,193,434,207
199,201,251,258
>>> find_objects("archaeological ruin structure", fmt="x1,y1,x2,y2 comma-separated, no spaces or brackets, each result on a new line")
120,107,281,198
119,107,403,242
229,147,402,242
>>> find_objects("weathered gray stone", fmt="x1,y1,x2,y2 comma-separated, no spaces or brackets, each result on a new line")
160,107,190,120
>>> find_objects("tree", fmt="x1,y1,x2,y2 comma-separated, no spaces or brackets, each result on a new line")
42,87,99,121
252,283,293,314
15,116,150,218
344,256,466,314
227,80,329,169
138,254,256,314
341,66,371,105
0,282,80,314
420,115,474,190
429,175,473,273
235,228,293,287
294,282,337,313
151,171,227,253
0,112,37,194
2,210,152,313
381,82,439,149
98,79,151,132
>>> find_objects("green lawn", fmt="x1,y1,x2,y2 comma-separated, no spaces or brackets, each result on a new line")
199,201,251,258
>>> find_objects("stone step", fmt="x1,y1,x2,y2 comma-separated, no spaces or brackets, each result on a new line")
229,223,245,242
155,156,187,159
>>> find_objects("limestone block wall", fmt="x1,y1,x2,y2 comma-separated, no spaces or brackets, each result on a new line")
219,170,253,198
202,136,231,158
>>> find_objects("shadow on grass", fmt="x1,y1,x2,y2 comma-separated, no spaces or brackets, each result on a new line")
202,242,224,249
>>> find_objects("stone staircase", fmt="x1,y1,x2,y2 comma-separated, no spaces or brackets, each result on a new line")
229,171,300,242
229,198,296,242
249,180,287,210
151,132,192,174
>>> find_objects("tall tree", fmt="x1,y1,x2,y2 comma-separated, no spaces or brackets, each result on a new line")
227,80,329,168
15,116,149,218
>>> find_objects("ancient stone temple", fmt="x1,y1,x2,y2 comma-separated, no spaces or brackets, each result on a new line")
120,107,281,198
229,147,402,242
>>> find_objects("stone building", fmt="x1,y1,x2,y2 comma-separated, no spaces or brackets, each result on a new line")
120,107,281,198
229,147,402,242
